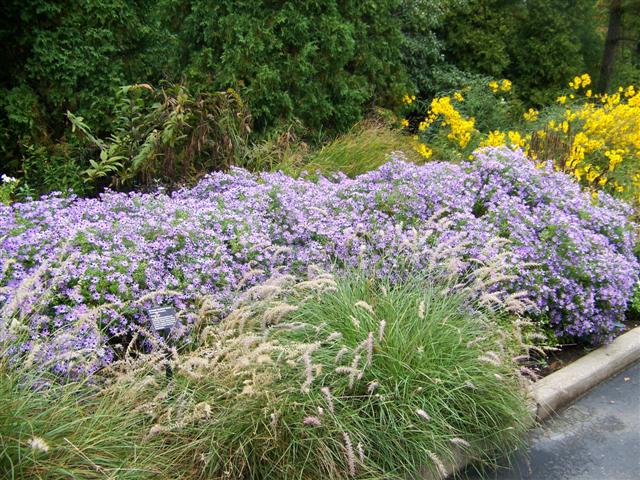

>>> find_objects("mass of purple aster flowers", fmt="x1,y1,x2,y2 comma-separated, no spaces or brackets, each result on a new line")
0,147,637,377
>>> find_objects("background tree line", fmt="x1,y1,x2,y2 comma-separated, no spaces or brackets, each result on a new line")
1,0,638,195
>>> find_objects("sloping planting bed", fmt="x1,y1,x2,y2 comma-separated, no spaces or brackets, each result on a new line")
1,147,637,479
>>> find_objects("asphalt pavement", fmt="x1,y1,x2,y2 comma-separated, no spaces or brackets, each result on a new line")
460,361,640,480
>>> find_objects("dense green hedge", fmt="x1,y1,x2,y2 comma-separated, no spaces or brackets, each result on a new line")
175,0,410,132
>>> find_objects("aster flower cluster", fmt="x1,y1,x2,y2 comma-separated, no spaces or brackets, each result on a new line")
0,147,637,376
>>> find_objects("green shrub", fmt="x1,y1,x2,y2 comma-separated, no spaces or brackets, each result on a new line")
0,0,158,164
68,83,251,190
18,144,89,197
439,0,602,106
172,0,410,133
397,0,458,98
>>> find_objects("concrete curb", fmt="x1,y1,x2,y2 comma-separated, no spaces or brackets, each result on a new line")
531,326,640,422
421,326,640,479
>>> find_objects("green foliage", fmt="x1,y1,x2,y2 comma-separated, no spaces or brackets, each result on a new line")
507,0,601,105
270,120,421,178
174,0,410,133
0,358,162,479
69,83,252,190
440,0,602,105
1,0,419,195
18,144,89,197
0,0,158,147
609,0,640,89
457,80,524,133
1,0,638,197
398,0,465,97
441,0,518,79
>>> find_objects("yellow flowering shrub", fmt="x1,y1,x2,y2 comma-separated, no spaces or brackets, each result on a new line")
539,75,640,204
423,96,476,148
401,74,639,206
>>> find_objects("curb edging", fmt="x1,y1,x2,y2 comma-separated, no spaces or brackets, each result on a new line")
532,326,640,422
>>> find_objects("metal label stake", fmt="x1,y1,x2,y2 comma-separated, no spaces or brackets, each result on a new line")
149,305,178,379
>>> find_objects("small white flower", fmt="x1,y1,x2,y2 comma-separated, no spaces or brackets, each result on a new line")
1,174,17,184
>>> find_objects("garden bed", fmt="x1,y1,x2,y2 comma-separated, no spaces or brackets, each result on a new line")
1,147,638,479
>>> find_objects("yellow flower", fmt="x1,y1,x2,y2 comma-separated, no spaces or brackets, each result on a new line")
418,121,427,131
501,79,512,92
580,73,591,88
402,94,416,105
523,108,539,122
414,143,433,159
480,130,506,147
401,119,409,128
570,76,582,90
557,95,567,104
453,91,464,102
604,150,624,171
488,81,499,93
507,130,525,148
427,96,476,148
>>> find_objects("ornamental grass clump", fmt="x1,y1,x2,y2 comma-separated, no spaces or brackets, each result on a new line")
98,271,533,479
0,351,166,479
